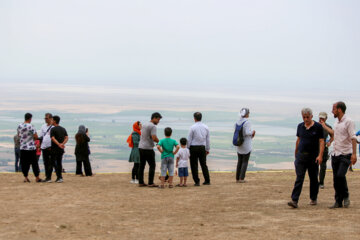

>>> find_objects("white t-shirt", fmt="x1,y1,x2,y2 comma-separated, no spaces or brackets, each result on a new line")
177,148,190,168
17,123,36,150
40,124,54,149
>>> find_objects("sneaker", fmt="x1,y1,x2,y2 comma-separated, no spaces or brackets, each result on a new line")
319,184,324,189
329,202,342,209
287,200,298,208
55,178,63,183
44,179,52,183
194,183,200,186
202,182,211,185
130,179,136,184
344,197,350,208
134,179,139,184
309,200,317,205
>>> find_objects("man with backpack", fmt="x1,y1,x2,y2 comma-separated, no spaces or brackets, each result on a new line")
233,108,256,183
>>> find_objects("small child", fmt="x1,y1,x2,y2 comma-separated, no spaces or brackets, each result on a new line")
157,127,180,188
176,138,190,187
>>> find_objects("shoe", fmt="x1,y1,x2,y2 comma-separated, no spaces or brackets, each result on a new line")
344,198,350,208
287,201,298,208
202,182,211,185
134,179,139,184
130,179,136,184
329,202,342,209
36,179,44,183
309,200,317,205
148,184,159,188
319,184,324,189
238,180,246,183
138,183,148,187
55,178,63,183
194,183,200,186
44,178,52,183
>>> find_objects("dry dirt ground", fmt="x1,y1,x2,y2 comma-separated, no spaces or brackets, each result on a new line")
1,170,360,240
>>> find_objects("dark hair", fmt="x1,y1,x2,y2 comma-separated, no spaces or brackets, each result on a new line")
335,101,347,113
164,127,172,137
53,115,60,124
45,113,53,118
180,138,187,145
75,133,85,144
24,113,32,121
151,112,162,120
194,112,202,121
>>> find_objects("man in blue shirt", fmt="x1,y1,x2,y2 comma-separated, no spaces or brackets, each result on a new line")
288,108,325,208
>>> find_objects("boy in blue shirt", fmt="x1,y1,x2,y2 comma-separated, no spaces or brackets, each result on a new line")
157,127,180,188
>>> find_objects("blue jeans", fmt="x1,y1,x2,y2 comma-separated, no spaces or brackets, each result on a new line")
161,157,174,177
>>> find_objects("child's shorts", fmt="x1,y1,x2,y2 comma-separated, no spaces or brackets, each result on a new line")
178,167,189,177
161,157,174,176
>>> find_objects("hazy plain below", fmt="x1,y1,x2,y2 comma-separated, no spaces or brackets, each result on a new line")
1,83,359,173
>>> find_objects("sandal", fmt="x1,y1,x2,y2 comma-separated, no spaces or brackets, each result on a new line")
23,178,30,183
169,184,174,188
158,185,165,189
183,184,187,187
176,184,183,187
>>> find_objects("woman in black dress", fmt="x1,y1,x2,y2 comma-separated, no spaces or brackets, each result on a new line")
75,125,92,176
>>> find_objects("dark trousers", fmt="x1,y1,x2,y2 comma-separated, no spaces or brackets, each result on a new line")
319,149,329,185
42,148,52,179
332,154,351,205
20,150,40,178
15,148,21,172
291,154,319,202
51,151,64,180
138,149,156,185
132,163,140,180
76,154,93,176
236,152,251,180
190,146,210,184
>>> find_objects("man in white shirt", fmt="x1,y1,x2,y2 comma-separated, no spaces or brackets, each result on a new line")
40,113,54,181
187,112,210,186
321,101,357,208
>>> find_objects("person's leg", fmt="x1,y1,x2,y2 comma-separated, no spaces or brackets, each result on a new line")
336,155,351,203
168,158,174,186
291,160,307,202
15,148,20,172
189,147,200,184
239,152,251,181
160,158,167,187
307,161,319,201
131,163,137,180
20,150,30,180
133,163,139,180
148,150,156,185
42,149,52,180
75,155,83,175
138,149,146,185
199,146,210,183
30,150,41,180
83,155,93,176
331,155,341,205
183,167,188,186
55,153,63,180
319,157,327,186
236,153,243,181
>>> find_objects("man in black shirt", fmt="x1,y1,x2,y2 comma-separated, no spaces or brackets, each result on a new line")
288,108,324,208
49,115,68,183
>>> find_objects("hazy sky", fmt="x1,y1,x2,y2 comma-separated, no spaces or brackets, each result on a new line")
1,0,359,92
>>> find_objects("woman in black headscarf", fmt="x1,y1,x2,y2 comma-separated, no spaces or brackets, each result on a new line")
75,125,93,176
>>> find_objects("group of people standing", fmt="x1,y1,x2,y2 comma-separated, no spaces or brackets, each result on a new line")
16,112,93,183
127,112,213,188
127,109,256,188
288,101,358,209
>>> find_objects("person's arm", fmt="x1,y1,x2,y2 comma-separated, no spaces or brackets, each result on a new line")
187,128,193,148
320,122,334,136
173,144,180,155
327,128,334,147
176,155,180,168
351,139,357,165
157,144,163,153
151,125,159,143
295,137,300,158
51,136,63,149
244,122,253,136
152,135,159,143
316,138,325,164
205,128,210,154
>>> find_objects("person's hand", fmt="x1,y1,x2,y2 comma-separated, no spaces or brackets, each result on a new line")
326,142,331,147
316,156,322,165
206,151,209,155
59,143,65,149
252,130,256,138
351,154,357,165
319,120,326,128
